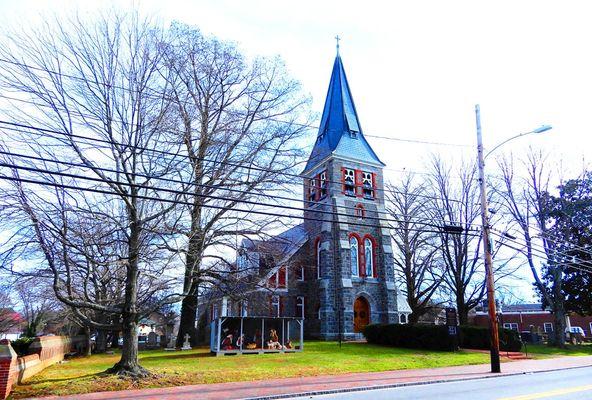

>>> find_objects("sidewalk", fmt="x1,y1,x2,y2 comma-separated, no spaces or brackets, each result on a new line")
33,355,592,400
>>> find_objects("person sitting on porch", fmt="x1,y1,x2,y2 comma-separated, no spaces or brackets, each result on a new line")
221,333,234,350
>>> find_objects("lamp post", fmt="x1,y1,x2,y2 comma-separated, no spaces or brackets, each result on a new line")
474,104,551,373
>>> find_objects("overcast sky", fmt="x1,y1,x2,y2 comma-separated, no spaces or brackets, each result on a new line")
2,0,590,301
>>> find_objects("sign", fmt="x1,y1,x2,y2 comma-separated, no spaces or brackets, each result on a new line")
445,307,458,332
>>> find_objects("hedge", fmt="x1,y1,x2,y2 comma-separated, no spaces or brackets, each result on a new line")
363,324,522,352
10,337,34,356
459,325,522,352
363,323,456,351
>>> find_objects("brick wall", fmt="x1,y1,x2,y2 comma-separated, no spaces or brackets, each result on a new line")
0,339,17,400
0,336,86,399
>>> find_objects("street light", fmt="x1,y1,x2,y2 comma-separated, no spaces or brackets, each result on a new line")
474,104,551,373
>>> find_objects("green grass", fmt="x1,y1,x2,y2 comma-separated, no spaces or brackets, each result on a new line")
524,343,592,358
12,341,489,399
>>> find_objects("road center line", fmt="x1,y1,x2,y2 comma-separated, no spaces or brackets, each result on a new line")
497,384,592,400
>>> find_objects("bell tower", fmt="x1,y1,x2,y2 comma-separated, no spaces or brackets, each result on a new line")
302,50,403,339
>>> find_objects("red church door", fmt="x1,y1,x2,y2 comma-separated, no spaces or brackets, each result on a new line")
353,297,370,333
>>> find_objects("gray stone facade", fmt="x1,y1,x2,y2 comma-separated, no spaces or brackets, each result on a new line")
196,51,410,343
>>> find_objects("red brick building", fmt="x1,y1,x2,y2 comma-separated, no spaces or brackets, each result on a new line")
471,303,592,337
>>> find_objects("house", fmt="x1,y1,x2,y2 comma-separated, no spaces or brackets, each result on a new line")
198,49,410,341
471,303,592,337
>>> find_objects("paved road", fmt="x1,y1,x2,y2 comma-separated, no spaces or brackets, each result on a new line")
294,366,592,400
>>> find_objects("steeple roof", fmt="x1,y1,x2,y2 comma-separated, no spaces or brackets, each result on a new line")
303,54,384,173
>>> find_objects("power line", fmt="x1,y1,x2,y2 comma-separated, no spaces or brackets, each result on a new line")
0,57,471,149
0,120,470,205
0,148,481,230
490,230,592,274
0,160,479,234
0,171,483,238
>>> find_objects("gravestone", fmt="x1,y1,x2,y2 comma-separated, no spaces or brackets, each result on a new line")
165,335,176,351
147,332,158,349
181,333,192,350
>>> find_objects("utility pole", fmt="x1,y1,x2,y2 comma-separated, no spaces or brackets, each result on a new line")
475,104,501,373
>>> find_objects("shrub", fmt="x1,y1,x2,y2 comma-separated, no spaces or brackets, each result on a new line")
459,325,522,352
363,323,456,351
10,337,34,356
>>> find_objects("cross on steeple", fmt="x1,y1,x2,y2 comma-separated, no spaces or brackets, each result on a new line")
335,35,340,55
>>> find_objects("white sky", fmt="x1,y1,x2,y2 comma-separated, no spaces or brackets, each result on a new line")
2,0,590,302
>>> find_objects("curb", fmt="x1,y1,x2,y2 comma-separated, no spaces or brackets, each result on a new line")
245,364,592,400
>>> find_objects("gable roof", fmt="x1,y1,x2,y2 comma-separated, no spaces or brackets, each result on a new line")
303,54,384,173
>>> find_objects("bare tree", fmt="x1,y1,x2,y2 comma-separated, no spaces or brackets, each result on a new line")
386,175,441,323
0,285,21,336
14,280,59,337
427,156,486,324
159,23,310,346
0,11,182,376
496,150,567,346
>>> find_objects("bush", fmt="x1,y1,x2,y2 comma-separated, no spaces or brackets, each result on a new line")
459,325,522,352
10,337,34,356
363,323,456,351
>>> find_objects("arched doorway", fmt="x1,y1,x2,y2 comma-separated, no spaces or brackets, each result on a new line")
353,297,370,333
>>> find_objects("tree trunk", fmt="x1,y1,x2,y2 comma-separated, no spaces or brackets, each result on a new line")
95,329,107,353
111,330,120,348
550,266,567,348
84,326,92,356
408,312,420,325
106,219,149,378
177,293,199,347
177,235,202,348
457,298,469,326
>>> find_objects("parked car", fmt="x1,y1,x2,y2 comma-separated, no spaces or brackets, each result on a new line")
565,326,585,337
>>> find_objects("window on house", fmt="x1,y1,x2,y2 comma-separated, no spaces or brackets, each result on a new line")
316,239,322,279
364,238,374,277
319,171,327,198
362,172,374,199
354,204,365,218
503,323,518,331
296,296,305,319
544,322,553,333
210,304,219,321
296,265,305,281
400,314,407,324
350,236,359,276
308,178,317,202
343,168,355,196
240,300,248,317
316,304,321,319
271,295,281,317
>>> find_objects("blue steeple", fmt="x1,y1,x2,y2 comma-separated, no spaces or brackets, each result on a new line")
303,54,385,173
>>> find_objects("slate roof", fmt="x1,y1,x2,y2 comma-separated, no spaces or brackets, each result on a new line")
303,54,384,173
501,303,550,313
242,224,308,258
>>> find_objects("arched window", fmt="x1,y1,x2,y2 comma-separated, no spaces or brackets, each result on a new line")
350,236,359,276
400,314,407,324
316,239,322,279
364,238,374,277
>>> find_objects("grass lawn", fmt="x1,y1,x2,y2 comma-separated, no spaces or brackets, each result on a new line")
13,341,489,399
524,343,592,358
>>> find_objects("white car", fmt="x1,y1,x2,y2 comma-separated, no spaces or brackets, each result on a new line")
565,326,585,337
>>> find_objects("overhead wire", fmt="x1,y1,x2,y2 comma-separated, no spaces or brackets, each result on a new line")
0,120,472,206
0,57,472,149
0,170,483,237
0,147,483,230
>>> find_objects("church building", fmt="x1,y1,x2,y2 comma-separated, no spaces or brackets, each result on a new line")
199,50,410,341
